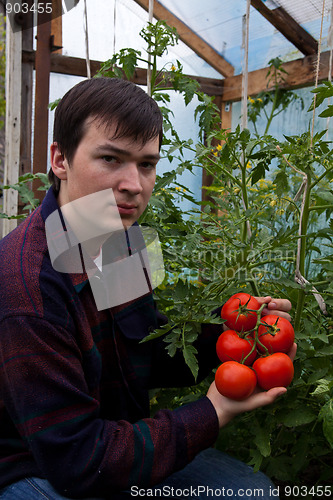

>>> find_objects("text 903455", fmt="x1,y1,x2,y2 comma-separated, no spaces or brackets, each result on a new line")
6,2,53,15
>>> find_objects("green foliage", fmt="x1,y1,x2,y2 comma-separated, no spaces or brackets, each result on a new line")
48,98,61,111
140,20,179,57
310,80,333,117
1,173,51,218
248,57,304,135
97,20,219,142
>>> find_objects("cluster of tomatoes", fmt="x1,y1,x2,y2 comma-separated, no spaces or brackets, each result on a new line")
215,293,295,401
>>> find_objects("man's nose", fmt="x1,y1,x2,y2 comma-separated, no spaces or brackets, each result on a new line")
118,163,143,194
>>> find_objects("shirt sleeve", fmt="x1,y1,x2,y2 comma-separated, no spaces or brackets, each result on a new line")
0,315,219,498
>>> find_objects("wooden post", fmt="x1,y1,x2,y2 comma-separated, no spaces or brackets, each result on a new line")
221,101,232,131
32,4,52,202
3,3,22,237
51,0,63,54
20,3,34,202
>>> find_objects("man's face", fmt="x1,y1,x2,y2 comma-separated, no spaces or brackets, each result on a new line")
52,118,160,232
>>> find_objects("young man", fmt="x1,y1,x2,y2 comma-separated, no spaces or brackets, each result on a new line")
0,78,294,499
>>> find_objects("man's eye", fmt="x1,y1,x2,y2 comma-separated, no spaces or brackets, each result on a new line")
102,155,117,163
140,162,156,169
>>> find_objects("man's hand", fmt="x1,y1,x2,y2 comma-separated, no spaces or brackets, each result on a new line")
207,343,297,428
256,296,292,322
207,383,287,428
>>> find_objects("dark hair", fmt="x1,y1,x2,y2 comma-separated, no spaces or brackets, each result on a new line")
49,77,163,194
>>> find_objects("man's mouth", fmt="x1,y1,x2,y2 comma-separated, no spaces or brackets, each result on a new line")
117,204,137,215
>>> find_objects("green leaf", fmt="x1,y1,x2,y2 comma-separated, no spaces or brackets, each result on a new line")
251,163,267,185
314,189,333,204
183,344,198,381
310,379,331,396
181,78,200,106
276,277,302,289
253,423,271,457
248,449,263,472
173,280,189,301
266,456,295,482
320,400,333,448
140,323,174,343
273,170,289,196
309,81,333,110
48,98,61,110
0,212,26,220
118,48,140,80
281,407,317,427
319,105,333,118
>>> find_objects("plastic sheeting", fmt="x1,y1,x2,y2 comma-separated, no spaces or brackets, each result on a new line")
59,0,333,77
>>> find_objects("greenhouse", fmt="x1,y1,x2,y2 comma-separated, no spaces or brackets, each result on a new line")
0,0,332,498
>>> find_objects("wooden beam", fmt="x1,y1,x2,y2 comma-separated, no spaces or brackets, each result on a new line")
23,48,333,104
3,5,22,236
251,0,318,56
222,51,333,102
22,50,224,96
133,0,234,77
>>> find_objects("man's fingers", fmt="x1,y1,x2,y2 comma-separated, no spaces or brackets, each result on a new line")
287,343,297,362
255,296,292,321
262,308,291,321
226,386,288,416
251,387,287,408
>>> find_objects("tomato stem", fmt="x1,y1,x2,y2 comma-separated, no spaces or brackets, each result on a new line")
242,303,270,363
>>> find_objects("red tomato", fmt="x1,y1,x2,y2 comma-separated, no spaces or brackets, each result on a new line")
221,293,260,332
253,353,294,390
257,315,295,354
215,361,257,400
216,330,257,366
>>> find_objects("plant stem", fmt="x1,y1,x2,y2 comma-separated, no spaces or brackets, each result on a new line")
242,304,268,363
310,164,333,189
294,172,312,330
239,154,259,295
250,280,260,296
264,88,279,134
203,157,242,187
308,204,333,212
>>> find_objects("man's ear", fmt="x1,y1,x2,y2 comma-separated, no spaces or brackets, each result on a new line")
50,142,69,180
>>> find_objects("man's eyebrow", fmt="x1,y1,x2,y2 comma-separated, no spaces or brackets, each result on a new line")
95,144,160,161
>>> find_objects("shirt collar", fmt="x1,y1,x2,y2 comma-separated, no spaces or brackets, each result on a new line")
41,188,91,290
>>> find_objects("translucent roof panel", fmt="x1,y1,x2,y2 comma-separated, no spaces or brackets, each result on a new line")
59,0,333,81
159,0,332,75
61,0,223,78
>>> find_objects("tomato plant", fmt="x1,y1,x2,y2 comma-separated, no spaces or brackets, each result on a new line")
221,293,260,332
215,361,257,400
253,353,294,391
216,329,257,365
257,315,295,354
98,24,333,486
